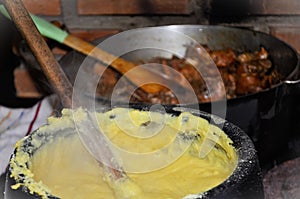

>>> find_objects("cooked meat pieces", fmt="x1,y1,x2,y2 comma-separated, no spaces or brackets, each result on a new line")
96,46,282,104
210,49,236,67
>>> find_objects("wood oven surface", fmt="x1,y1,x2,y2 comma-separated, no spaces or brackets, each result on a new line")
263,157,300,199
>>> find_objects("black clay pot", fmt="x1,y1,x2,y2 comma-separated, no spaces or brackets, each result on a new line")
4,107,264,199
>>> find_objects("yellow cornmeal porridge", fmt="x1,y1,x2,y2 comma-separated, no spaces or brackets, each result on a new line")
9,108,237,199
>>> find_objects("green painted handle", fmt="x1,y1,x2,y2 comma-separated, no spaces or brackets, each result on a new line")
0,4,68,43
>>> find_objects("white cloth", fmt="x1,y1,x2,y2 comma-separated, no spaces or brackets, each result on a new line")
0,95,58,175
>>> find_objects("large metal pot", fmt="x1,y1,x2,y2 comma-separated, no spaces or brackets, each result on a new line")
58,25,300,170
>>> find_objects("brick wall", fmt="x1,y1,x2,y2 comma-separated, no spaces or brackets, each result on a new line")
19,0,206,42
209,0,300,53
16,0,300,53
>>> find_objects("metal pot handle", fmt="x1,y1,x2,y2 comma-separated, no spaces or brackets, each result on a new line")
283,52,300,95
284,78,300,96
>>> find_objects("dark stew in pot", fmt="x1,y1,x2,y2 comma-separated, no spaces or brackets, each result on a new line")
95,46,282,104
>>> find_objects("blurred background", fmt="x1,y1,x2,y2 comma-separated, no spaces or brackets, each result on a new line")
2,0,300,103
10,0,300,51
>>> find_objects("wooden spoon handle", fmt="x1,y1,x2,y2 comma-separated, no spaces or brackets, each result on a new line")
4,0,73,108
4,0,125,180
64,35,168,93
64,35,136,73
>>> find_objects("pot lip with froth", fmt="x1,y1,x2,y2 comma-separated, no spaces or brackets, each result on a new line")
4,107,264,199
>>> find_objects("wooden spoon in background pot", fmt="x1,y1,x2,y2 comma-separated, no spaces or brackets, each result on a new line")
0,5,192,94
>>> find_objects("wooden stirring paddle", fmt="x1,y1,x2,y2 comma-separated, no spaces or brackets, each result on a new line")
0,5,192,94
3,0,133,186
